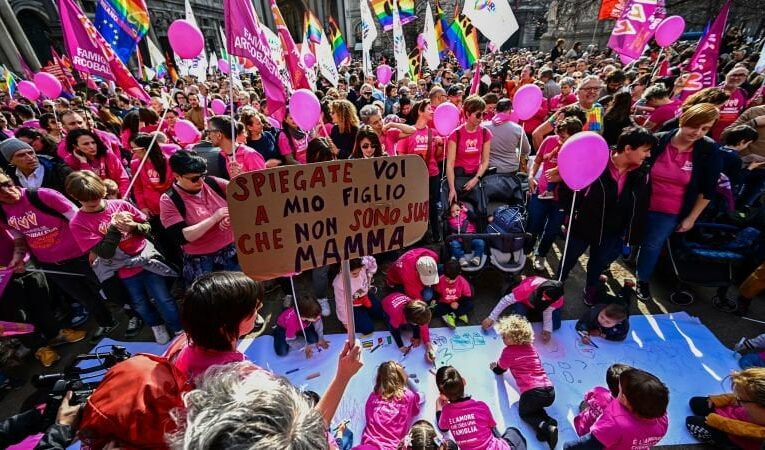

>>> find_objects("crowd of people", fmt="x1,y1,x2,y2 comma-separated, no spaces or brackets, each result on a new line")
1,27,765,449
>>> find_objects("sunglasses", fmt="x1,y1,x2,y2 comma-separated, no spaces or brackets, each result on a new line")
182,173,206,183
361,143,373,149
473,111,485,118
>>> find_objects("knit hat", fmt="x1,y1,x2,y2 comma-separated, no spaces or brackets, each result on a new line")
0,138,33,162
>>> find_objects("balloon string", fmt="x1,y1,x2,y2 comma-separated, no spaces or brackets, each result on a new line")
558,190,577,282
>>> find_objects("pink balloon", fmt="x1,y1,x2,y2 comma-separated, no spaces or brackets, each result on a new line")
433,102,460,137
303,53,316,69
174,119,202,145
512,84,543,121
376,64,392,85
159,143,181,156
211,99,227,115
17,81,40,101
655,15,685,47
168,19,204,59
33,72,61,98
218,59,230,75
557,131,610,191
417,34,426,50
288,89,321,130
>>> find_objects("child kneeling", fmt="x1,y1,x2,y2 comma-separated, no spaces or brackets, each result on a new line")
273,295,329,358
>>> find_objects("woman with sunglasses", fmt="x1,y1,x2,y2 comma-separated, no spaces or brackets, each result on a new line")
350,126,385,159
445,95,492,205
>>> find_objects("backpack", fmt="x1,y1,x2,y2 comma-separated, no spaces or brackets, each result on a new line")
0,188,68,223
166,177,226,219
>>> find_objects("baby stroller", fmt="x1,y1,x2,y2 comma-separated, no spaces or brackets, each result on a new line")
663,223,761,308
439,171,527,276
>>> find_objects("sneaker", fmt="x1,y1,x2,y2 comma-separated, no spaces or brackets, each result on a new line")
470,256,481,266
582,286,598,306
317,297,331,317
69,303,89,327
544,423,558,449
734,337,749,353
35,347,60,368
533,256,546,272
151,325,170,344
89,322,119,344
538,190,555,200
125,316,144,337
712,295,738,313
48,328,87,347
459,257,469,268
442,314,457,329
458,314,469,324
636,281,652,301
283,294,294,308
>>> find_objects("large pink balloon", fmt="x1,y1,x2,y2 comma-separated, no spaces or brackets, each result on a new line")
168,20,204,59
218,59,230,75
557,131,610,191
17,81,40,101
433,102,460,137
376,64,392,85
512,84,543,121
211,99,227,115
303,53,316,69
655,15,685,47
289,89,321,130
34,72,62,98
174,119,202,145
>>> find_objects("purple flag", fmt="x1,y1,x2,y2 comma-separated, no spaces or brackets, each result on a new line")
679,1,730,100
225,0,287,122
608,0,666,61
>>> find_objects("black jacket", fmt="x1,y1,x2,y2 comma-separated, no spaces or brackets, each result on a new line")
575,303,630,341
8,155,72,193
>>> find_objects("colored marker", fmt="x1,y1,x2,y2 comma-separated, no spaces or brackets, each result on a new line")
306,372,320,380
577,331,599,348
370,343,382,353
286,368,300,374
332,420,350,432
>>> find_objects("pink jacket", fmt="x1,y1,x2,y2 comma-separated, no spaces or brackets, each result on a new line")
574,386,613,436
64,150,130,196
385,248,439,300
332,256,377,327
130,156,174,215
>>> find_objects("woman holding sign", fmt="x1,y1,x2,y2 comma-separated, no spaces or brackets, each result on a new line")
445,96,492,205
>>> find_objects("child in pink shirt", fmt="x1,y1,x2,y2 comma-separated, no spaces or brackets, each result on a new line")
574,364,632,436
565,368,669,450
400,420,458,450
446,202,485,267
361,361,423,449
273,295,329,358
436,366,526,450
381,292,435,363
433,260,474,328
490,315,558,448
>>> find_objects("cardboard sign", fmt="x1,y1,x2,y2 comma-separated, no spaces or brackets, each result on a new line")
228,156,430,280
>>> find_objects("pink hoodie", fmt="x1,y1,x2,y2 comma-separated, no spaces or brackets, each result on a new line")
385,248,439,300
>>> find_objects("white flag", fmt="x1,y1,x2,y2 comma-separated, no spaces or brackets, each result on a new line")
208,52,216,75
299,31,318,90
756,40,765,74
147,37,165,69
262,26,293,91
463,0,518,48
360,0,377,77
422,3,440,71
184,0,207,81
316,28,339,87
392,0,408,80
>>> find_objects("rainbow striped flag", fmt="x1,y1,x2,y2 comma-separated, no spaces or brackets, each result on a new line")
304,10,323,44
370,0,416,31
3,66,16,97
95,0,149,63
434,0,451,56
327,17,350,67
445,13,480,69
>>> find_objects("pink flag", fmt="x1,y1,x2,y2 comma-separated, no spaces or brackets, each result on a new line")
470,61,481,95
225,0,287,121
679,1,730,100
608,0,666,61
0,267,12,299
58,0,150,102
657,58,669,77
270,0,311,91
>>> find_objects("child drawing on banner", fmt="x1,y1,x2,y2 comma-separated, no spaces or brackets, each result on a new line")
529,117,582,201
332,256,386,336
273,294,329,358
735,332,765,369
382,292,436,363
400,420,459,450
303,390,354,450
575,301,631,345
490,315,558,448
564,368,669,450
573,363,632,437
433,260,474,329
360,361,424,449
435,366,528,450
481,276,564,343
446,202,485,267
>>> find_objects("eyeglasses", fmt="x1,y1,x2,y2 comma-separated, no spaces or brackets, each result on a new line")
473,111,485,118
182,173,207,183
580,87,601,92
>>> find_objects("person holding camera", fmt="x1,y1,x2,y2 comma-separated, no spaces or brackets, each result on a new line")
0,391,83,449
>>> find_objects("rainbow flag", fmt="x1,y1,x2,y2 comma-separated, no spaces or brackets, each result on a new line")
434,0,451,56
445,13,480,69
407,47,421,81
370,0,416,31
95,0,149,63
327,17,350,67
3,66,16,97
304,10,323,44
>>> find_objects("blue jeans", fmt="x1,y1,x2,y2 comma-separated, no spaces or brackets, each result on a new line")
334,428,353,450
122,271,182,333
353,292,388,335
422,286,435,301
636,211,679,282
273,323,319,356
449,239,486,259
510,303,562,330
740,353,765,369
558,234,623,287
527,194,565,257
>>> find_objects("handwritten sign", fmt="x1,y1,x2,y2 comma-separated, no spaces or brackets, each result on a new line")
228,156,430,280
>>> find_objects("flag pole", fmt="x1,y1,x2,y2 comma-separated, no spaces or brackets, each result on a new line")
228,52,236,162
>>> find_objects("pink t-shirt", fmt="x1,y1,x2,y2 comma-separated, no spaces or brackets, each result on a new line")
1,188,82,263
512,276,565,310
535,136,563,194
276,307,313,339
649,144,692,214
361,390,421,449
0,229,14,265
447,125,491,175
278,131,309,164
608,160,628,196
591,399,668,449
226,144,266,176
711,87,748,141
159,177,232,255
438,398,509,450
435,275,472,303
497,344,552,393
381,292,430,344
574,386,613,436
398,127,439,176
70,200,147,279
385,247,439,300
647,100,681,129
381,128,402,156
173,343,246,380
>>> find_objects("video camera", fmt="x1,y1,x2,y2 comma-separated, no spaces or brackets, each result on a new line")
32,345,131,427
